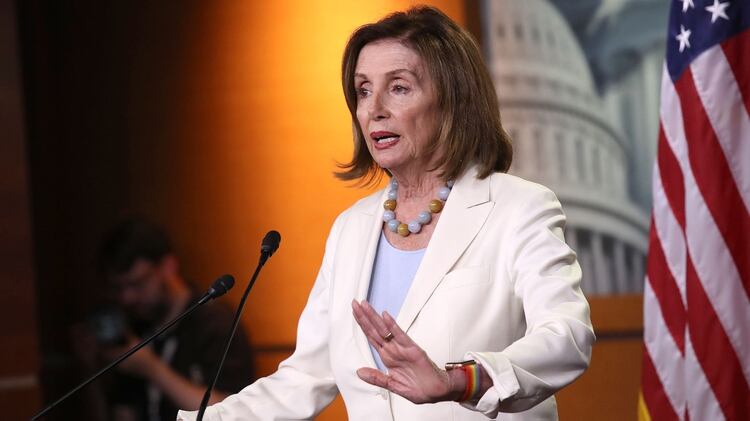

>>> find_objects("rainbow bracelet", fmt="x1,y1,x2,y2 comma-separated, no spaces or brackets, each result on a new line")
459,362,480,402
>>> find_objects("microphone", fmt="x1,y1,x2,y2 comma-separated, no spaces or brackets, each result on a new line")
31,274,236,420
261,230,281,258
197,231,281,421
205,274,235,300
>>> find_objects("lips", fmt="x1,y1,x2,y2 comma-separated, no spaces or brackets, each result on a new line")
370,131,400,149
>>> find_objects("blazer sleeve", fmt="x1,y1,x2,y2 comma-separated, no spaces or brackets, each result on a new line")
177,216,344,421
464,186,595,418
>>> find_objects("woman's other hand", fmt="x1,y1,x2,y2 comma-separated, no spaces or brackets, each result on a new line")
351,300,464,403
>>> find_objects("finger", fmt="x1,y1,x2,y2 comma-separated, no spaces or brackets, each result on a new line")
358,368,416,403
357,300,391,343
356,367,390,389
352,300,384,348
360,301,392,339
352,300,382,346
382,311,414,347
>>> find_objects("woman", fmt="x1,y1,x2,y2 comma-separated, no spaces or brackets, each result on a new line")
179,6,594,421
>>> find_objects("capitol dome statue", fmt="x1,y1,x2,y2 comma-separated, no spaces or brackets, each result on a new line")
484,0,650,295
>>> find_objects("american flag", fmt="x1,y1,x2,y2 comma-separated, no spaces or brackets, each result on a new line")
639,1,750,420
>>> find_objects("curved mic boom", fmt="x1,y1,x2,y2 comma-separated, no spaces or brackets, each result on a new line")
196,230,281,421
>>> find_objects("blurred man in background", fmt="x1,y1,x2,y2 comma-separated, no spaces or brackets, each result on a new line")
76,217,255,421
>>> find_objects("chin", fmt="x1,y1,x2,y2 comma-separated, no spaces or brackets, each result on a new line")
371,155,407,172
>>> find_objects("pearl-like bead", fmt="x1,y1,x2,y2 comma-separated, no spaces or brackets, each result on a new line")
387,219,400,232
387,190,398,200
446,179,455,187
417,211,432,224
438,186,451,201
429,199,444,213
383,210,396,222
408,221,422,233
390,179,398,189
384,199,397,211
397,223,410,237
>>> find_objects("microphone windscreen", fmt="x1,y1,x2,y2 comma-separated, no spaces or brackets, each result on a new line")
261,230,281,256
208,274,235,298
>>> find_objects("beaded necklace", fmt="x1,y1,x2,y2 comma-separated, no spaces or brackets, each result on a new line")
382,178,454,237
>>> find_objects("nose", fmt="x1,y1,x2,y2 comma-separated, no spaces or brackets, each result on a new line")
368,91,389,121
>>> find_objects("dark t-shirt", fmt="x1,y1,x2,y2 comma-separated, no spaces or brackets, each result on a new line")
110,295,255,420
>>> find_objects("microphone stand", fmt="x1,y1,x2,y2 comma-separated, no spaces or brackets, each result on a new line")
196,232,279,420
31,276,235,420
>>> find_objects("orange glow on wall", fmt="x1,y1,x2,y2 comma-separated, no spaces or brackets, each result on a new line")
129,0,467,349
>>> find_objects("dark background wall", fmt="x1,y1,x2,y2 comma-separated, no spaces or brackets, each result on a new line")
0,0,41,419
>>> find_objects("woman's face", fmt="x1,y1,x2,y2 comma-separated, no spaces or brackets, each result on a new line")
354,39,440,176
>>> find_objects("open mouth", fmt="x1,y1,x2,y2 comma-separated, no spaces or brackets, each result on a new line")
371,131,400,145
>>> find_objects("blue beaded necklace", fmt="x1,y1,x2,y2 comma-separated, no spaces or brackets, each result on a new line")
382,178,454,237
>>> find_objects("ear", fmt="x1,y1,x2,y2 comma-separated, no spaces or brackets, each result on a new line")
158,254,179,278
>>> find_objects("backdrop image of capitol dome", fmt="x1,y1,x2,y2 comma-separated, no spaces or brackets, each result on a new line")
480,0,667,296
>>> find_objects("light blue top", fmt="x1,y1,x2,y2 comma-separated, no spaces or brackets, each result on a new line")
367,231,426,371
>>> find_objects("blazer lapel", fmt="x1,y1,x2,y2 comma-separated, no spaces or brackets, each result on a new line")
351,188,388,367
396,167,494,333
354,189,389,301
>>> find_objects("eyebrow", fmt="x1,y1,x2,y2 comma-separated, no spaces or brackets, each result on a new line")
354,68,420,80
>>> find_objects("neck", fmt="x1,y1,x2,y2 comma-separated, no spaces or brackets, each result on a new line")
390,169,444,202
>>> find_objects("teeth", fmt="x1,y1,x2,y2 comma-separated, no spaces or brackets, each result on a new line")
376,136,398,144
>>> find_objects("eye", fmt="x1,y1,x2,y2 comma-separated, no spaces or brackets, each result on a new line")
356,87,371,98
392,84,409,94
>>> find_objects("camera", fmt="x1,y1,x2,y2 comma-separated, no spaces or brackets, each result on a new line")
88,307,127,346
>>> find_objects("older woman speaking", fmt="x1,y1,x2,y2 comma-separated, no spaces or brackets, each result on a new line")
179,6,594,421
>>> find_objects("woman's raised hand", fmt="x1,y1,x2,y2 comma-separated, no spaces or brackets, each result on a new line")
351,300,460,404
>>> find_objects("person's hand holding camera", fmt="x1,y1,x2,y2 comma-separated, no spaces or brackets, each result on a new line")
100,334,161,379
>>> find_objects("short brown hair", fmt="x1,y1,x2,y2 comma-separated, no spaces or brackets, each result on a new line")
337,6,512,185
98,217,172,276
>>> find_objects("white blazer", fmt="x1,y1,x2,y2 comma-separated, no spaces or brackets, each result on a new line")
179,168,595,421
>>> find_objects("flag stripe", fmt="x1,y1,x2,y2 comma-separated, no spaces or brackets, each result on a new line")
684,330,725,421
690,46,750,213
657,126,686,230
653,132,687,305
686,259,750,421
720,29,750,117
641,346,680,421
646,222,685,353
643,278,684,414
674,69,750,301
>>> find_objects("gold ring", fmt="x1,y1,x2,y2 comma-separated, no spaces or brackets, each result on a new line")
383,332,394,342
